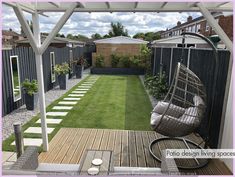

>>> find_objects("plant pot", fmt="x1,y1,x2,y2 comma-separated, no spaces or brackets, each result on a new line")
25,93,38,110
75,65,84,78
58,74,67,90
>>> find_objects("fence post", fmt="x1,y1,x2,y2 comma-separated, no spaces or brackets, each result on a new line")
13,122,24,158
153,48,157,76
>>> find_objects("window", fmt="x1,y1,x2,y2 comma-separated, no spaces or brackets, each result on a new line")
205,21,210,31
177,44,195,48
50,52,56,83
192,25,196,32
196,24,201,32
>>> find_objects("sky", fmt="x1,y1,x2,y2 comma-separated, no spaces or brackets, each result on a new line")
2,4,201,38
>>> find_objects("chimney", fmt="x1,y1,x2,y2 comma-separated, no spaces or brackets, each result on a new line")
187,16,193,22
177,21,181,26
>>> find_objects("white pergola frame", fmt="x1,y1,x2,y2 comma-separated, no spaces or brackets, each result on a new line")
4,1,233,151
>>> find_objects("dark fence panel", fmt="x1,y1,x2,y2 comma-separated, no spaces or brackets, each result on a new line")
84,44,96,67
151,47,230,148
2,46,85,116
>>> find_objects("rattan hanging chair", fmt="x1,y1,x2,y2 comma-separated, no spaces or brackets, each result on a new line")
149,62,208,169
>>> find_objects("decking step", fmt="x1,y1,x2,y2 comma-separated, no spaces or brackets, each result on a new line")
37,163,80,172
46,112,68,116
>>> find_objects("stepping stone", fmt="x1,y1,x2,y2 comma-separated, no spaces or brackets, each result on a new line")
52,106,73,110
36,119,62,124
81,83,93,85
78,86,91,88
46,112,68,116
76,88,89,91
11,138,42,146
64,98,80,101
58,101,77,105
68,94,84,97
72,91,87,94
84,82,96,83
14,88,20,91
24,127,54,134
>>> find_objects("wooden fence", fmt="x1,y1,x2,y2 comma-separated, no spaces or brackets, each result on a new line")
151,47,230,148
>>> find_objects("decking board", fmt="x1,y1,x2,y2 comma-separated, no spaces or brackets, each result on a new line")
38,128,232,175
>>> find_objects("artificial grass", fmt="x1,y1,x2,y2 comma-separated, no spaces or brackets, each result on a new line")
2,75,152,152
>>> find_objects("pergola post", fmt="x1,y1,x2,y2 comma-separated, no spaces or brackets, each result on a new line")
197,2,233,53
32,12,49,151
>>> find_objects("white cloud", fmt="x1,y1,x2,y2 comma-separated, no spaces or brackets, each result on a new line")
2,4,201,38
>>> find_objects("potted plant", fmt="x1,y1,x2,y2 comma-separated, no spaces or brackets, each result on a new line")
75,57,85,78
22,79,38,110
54,62,70,90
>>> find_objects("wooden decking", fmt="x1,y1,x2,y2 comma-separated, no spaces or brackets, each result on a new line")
39,128,232,175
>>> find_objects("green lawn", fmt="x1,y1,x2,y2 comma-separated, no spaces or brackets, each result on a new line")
3,75,152,151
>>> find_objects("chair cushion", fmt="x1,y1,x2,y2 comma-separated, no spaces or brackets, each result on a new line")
179,107,200,126
152,101,186,118
193,95,205,107
150,112,162,129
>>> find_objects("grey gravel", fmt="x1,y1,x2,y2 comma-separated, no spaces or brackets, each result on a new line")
2,69,90,141
139,75,158,108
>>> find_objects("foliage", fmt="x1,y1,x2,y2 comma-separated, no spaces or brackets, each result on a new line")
54,62,70,75
95,55,105,67
111,54,120,68
22,79,38,96
91,33,102,39
133,32,161,41
140,44,152,74
144,72,168,100
120,55,131,68
130,55,141,68
66,33,89,41
109,22,129,37
77,57,85,66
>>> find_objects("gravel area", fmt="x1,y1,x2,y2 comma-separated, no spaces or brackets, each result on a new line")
2,69,90,141
139,75,158,108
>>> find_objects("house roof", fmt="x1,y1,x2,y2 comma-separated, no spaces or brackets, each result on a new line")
16,35,85,45
2,30,22,36
94,36,148,44
152,35,207,44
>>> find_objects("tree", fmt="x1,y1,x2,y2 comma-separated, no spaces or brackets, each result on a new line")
91,33,102,39
103,34,111,38
66,34,74,39
133,32,161,41
109,22,128,37
133,33,145,39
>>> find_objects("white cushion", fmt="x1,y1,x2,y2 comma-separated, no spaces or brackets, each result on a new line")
150,112,162,129
179,107,200,125
193,95,205,107
153,101,185,118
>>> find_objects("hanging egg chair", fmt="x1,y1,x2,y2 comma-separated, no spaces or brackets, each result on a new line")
149,62,208,169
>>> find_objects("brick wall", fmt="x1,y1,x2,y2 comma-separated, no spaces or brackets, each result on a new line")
92,43,142,67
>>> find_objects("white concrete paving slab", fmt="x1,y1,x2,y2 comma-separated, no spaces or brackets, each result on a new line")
11,138,42,146
84,82,96,83
58,101,78,105
81,83,93,85
36,119,62,124
37,163,80,172
78,86,91,88
46,112,68,116
72,91,87,94
75,88,89,91
52,106,73,110
68,94,84,97
63,98,81,101
24,127,54,134
2,152,16,163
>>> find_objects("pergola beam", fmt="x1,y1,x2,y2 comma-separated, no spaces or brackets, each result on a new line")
49,2,60,8
197,2,233,53
13,4,39,54
160,2,167,9
105,2,110,9
134,2,138,9
40,3,78,54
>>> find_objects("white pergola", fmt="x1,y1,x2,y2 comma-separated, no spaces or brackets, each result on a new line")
4,1,233,152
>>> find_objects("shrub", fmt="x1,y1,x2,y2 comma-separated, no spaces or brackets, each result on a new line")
95,54,105,67
130,55,141,68
140,44,152,74
120,55,131,68
111,54,120,68
54,62,70,75
22,79,38,96
144,72,168,100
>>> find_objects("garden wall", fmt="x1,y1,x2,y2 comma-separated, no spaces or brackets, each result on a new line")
2,46,85,116
151,47,230,148
92,43,142,67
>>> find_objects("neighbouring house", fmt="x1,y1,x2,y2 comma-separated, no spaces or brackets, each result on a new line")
160,12,233,41
151,35,210,48
16,35,85,48
2,29,25,49
92,36,148,67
